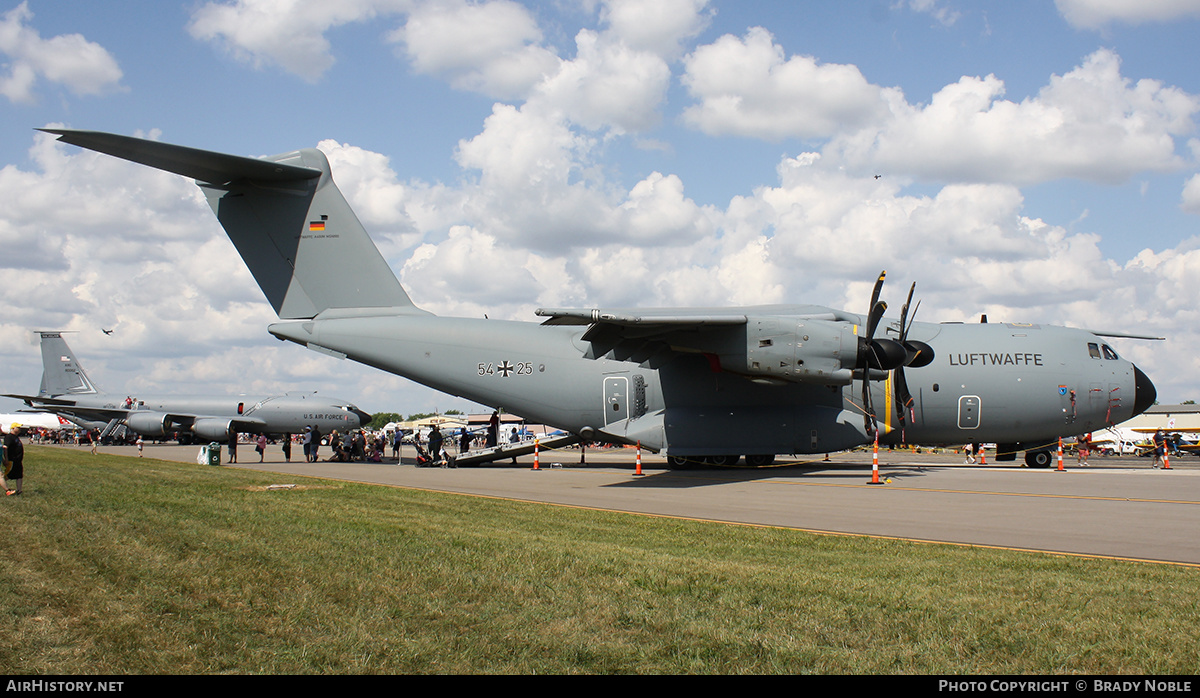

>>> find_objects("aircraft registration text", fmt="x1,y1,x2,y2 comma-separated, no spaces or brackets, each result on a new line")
478,361,534,377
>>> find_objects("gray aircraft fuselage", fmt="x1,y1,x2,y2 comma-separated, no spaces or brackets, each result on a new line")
267,307,1151,459
49,392,367,441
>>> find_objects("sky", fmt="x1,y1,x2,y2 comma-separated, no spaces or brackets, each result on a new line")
2,0,1199,418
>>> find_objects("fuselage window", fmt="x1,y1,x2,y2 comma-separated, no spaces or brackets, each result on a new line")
1087,343,1101,359
1102,345,1119,360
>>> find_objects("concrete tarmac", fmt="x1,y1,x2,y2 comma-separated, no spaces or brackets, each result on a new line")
53,442,1200,566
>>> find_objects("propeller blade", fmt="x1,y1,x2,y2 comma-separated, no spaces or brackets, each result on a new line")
869,271,886,312
899,282,915,342
865,300,887,340
862,374,875,438
859,271,887,438
893,281,926,435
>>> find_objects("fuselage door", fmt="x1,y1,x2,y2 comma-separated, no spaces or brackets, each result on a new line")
604,376,629,427
957,395,981,430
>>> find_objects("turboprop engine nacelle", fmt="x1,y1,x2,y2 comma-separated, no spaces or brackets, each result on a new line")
727,317,859,386
125,411,171,437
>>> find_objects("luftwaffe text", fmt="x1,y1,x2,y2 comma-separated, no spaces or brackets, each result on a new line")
948,352,1044,367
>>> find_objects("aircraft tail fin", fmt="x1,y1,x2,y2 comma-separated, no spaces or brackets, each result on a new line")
36,331,99,398
39,129,419,320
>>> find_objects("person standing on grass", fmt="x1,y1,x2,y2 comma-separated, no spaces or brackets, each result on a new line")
4,424,25,496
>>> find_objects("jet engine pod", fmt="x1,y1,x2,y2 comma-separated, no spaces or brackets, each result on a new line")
192,418,236,441
125,411,171,437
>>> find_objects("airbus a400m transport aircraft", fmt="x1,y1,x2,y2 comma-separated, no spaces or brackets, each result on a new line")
5,330,370,444
40,129,1159,467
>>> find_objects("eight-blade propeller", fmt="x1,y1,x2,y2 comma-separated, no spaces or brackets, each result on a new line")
856,271,935,439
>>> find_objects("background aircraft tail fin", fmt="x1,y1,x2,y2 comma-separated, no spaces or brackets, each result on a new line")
39,129,419,319
36,331,99,398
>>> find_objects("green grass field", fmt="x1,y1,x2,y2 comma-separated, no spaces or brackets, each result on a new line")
1,446,1197,674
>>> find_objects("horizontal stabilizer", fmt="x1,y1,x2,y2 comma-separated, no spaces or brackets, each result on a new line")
38,129,319,185
2,393,76,407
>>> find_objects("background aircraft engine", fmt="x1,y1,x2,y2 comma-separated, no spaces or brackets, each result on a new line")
737,317,859,385
124,411,171,437
192,418,236,441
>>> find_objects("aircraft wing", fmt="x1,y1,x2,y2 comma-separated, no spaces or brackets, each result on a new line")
536,309,749,327
536,308,749,366
2,394,268,434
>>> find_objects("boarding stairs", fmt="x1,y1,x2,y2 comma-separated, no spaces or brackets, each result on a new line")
451,433,581,466
99,417,128,443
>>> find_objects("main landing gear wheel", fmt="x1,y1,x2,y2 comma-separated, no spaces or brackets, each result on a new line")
706,454,740,466
1025,450,1052,468
667,455,694,469
744,454,775,467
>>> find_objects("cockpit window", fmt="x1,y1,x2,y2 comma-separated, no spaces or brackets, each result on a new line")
1102,344,1119,360
1087,343,1101,359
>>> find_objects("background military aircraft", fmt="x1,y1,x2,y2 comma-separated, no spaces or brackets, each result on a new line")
40,129,1159,467
5,330,370,444
0,412,71,432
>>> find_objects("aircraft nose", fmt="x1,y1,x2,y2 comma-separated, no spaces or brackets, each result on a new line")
1133,365,1156,417
352,407,372,426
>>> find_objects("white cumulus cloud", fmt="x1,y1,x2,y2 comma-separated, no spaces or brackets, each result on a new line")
828,49,1199,184
187,0,411,82
0,2,124,104
1056,0,1200,29
681,27,890,141
390,0,559,100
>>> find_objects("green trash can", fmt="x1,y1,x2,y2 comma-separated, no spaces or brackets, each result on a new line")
206,443,221,466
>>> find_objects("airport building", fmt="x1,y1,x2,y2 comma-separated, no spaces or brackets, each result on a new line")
1115,404,1200,432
